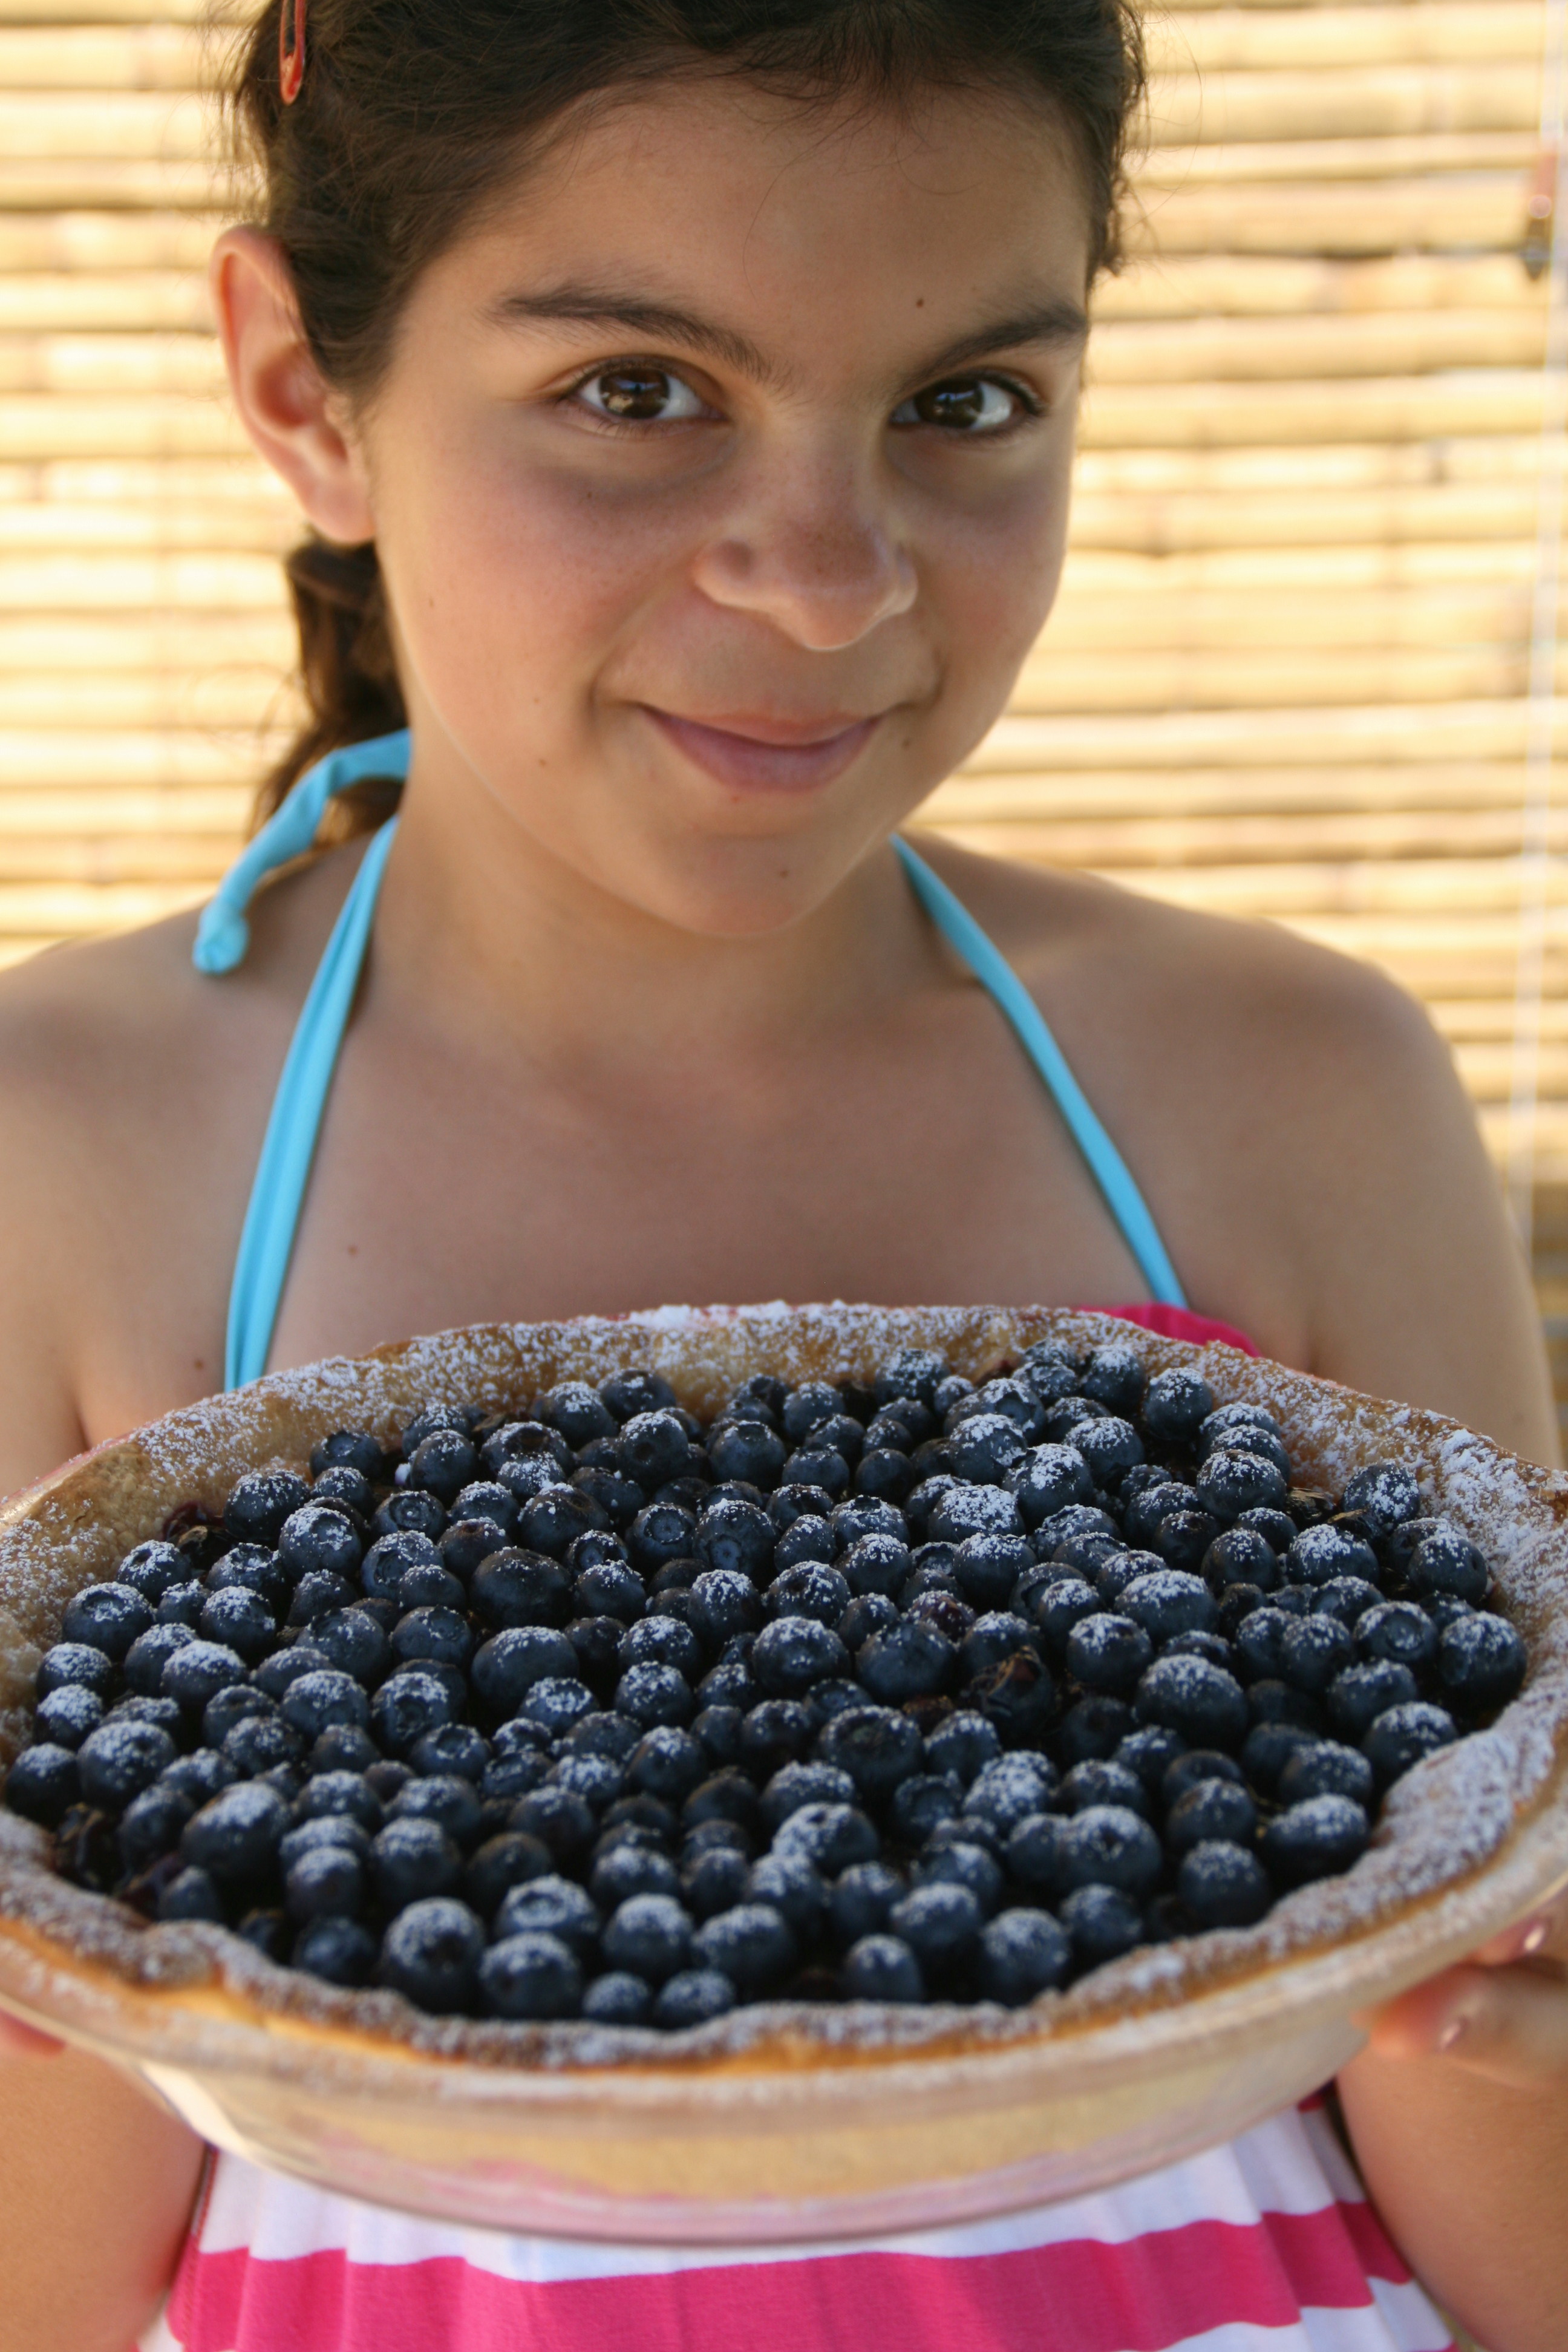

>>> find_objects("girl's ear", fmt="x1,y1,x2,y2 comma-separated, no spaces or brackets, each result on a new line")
209,226,376,545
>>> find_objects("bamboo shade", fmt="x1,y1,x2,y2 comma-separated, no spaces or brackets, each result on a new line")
0,0,1564,1201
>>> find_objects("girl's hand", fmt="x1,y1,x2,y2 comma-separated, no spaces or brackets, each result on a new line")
0,2011,62,2057
1356,1887,1568,2091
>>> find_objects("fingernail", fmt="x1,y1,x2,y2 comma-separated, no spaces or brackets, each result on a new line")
1521,1918,1550,1956
1437,2013,1469,2053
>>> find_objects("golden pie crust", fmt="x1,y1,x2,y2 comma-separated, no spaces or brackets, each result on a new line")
2,1302,1567,2081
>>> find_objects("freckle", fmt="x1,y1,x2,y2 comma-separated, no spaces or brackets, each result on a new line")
192,1358,204,1371
347,1243,359,1256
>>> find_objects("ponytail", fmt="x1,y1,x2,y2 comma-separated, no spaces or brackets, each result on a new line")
253,535,406,834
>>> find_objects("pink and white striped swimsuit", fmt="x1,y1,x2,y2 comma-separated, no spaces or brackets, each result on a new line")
145,2097,1451,2352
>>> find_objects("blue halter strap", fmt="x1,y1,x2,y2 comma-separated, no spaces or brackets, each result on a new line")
198,729,1185,1388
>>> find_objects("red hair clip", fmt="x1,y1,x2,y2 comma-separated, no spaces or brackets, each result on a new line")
279,0,307,104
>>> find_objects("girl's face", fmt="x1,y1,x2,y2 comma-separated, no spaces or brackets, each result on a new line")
349,78,1091,933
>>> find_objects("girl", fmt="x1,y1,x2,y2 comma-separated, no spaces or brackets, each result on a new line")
0,4,1564,2347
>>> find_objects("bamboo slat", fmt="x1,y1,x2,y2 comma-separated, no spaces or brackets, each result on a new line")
1089,310,1548,382
0,22,201,84
1094,254,1546,321
1148,64,1539,145
1154,4,1543,70
1079,374,1548,447
0,271,209,330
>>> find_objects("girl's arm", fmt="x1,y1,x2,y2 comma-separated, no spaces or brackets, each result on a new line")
0,2028,204,2352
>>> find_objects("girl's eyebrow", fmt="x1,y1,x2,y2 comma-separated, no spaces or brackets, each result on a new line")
481,283,1089,386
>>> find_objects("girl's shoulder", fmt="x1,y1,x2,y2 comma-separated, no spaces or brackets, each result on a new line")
0,852,359,1489
913,835,1547,1448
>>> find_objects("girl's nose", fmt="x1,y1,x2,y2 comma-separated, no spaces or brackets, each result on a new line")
691,460,918,650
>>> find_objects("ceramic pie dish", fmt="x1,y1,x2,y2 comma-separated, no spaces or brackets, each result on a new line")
1,1303,1566,2243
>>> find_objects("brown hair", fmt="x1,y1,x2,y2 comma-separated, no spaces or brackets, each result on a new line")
224,0,1146,832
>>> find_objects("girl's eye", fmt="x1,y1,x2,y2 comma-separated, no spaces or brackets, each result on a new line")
892,376,1028,434
573,366,708,424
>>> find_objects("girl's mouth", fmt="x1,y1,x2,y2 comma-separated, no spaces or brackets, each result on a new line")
641,706,881,794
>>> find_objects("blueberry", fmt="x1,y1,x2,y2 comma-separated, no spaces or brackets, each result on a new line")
588,1839,681,1911
295,1769,384,1829
689,1900,795,1994
1177,1840,1272,1929
1280,1615,1354,1697
1277,1739,1374,1809
468,1547,570,1632
511,1785,596,1865
746,1615,846,1700
580,1970,652,2024
222,1713,306,1777
1263,1794,1370,1886
112,1541,186,1603
615,1411,691,1492
1152,1511,1224,1575
1342,1461,1422,1537
1134,1655,1247,1749
315,1464,376,1521
1354,1601,1436,1673
376,1896,484,2011
950,1535,1032,1616
964,1751,1057,1834
841,1932,924,2001
1285,1524,1380,1589
746,1849,828,1938
390,1773,484,1848
1437,1612,1526,1711
601,1892,691,1983
1057,1804,1163,1899
609,1661,690,1729
1113,1724,1187,1799
1247,1679,1324,1736
682,1769,763,1843
1165,1776,1256,1855
279,1815,369,1877
1154,1743,1234,1802
406,1429,479,1507
33,1684,103,1751
1060,1883,1143,1968
1122,1570,1218,1645
118,1621,194,1699
397,1561,469,1616
281,1668,371,1743
292,1915,377,1985
1309,1578,1382,1635
1201,1530,1278,1598
284,1841,367,1922
1058,1759,1149,1819
163,1748,238,1806
1240,1719,1316,1794
4,1742,80,1827
1401,1533,1495,1609
884,1881,980,1976
494,1872,601,1956
1363,1700,1458,1788
181,1782,289,1882
773,1801,880,1876
813,1705,923,1806
923,1710,1002,1786
929,1485,1022,1545
645,1967,730,2028
706,1419,788,1492
235,1907,292,1963
476,1929,582,2020
1142,1368,1215,1446
1195,1450,1289,1522
883,1771,956,1845
469,1628,576,1723
75,1717,175,1810
278,1504,362,1585
829,1858,904,1945
224,1469,311,1548
1065,1613,1152,1698
1327,1661,1419,1744
312,1426,385,1481
682,1841,751,1920
157,1639,246,1714
157,1864,227,1923
37,1642,117,1700
1198,1403,1281,1454
756,1761,851,1835
370,1816,463,1907
695,1497,774,1582
462,1831,552,1921
62,1583,154,1662
913,1840,1004,1918
572,1557,645,1627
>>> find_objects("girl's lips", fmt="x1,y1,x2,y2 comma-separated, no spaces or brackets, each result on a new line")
642,706,880,793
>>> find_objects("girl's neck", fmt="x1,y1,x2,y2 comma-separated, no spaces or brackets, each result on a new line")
373,741,936,1072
